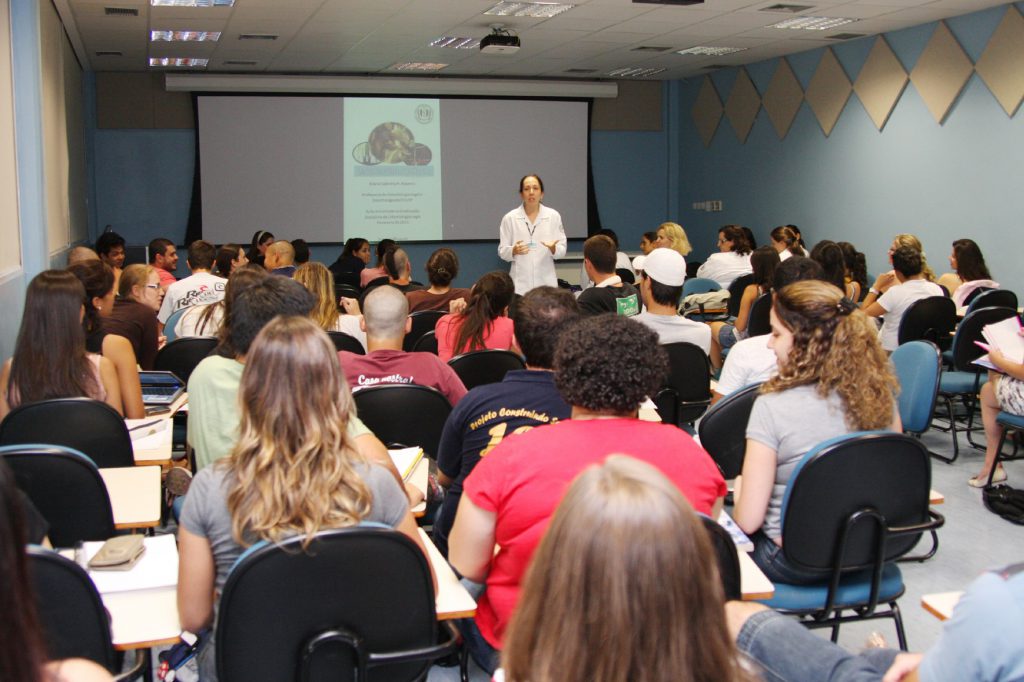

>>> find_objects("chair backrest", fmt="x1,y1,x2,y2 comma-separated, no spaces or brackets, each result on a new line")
162,307,189,343
897,296,956,347
0,398,134,468
697,382,762,479
950,306,1019,372
726,274,755,318
336,283,361,301
353,385,451,458
780,432,931,573
447,350,525,391
966,288,1017,314
682,277,720,297
746,293,772,337
327,331,365,355
217,526,437,682
615,268,635,285
154,337,218,383
654,342,712,426
411,330,438,354
890,341,941,434
403,310,445,352
1,445,115,547
27,547,117,670
699,515,742,601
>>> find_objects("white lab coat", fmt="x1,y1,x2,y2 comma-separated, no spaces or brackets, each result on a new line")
498,204,567,294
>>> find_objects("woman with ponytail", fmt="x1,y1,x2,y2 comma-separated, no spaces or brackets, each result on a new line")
769,225,805,261
436,271,516,361
733,280,901,583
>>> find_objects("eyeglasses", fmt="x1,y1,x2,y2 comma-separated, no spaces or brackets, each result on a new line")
145,284,161,290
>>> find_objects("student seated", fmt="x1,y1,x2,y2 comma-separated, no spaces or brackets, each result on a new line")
263,240,296,278
103,264,163,371
733,280,900,583
177,316,434,682
338,285,467,405
158,240,226,327
405,248,470,313
174,265,262,340
294,261,367,348
709,246,780,369
449,315,726,673
576,235,640,316
811,240,859,301
770,225,806,261
577,228,633,289
633,248,711,353
861,246,944,352
149,237,179,289
435,272,516,362
697,225,753,288
328,237,370,291
938,238,999,308
499,456,752,682
359,238,396,289
974,338,1024,487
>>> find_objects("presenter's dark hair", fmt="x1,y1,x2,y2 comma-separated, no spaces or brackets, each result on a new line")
519,174,544,192
342,238,369,259
951,239,991,282
513,286,580,369
425,248,459,287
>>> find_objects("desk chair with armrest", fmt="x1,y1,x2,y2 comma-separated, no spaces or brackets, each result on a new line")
964,287,1016,313
161,307,189,343
353,384,451,459
404,310,445,352
412,330,438,355
154,337,217,384
697,382,762,482
726,274,755,319
327,331,365,355
654,342,712,429
759,432,944,650
0,398,134,468
448,349,525,391
700,514,742,601
216,525,457,682
746,293,773,337
897,296,956,351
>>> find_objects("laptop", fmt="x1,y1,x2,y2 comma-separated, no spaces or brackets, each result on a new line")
138,371,185,407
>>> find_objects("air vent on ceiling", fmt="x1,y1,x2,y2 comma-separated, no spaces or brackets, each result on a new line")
104,7,139,16
827,32,866,40
238,34,278,40
224,60,258,65
564,68,598,73
95,51,123,57
760,3,814,12
633,0,705,6
631,46,672,52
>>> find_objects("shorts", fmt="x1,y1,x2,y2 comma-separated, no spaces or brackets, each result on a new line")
996,376,1024,416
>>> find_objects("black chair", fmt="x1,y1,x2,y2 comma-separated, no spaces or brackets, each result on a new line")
448,350,526,391
28,547,145,680
615,267,635,285
353,385,451,458
336,282,361,301
154,337,218,383
1,445,115,547
746,293,772,336
654,342,712,428
727,274,755,319
965,288,1017,314
216,526,457,682
897,296,956,349
328,331,365,355
934,306,1018,462
760,432,944,649
411,330,438,354
403,310,445,352
700,515,742,601
697,382,762,481
0,398,134,468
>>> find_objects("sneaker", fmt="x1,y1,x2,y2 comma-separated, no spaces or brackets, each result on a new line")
968,467,1007,488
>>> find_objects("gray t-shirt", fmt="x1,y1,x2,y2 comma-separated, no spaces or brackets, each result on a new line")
746,385,850,539
634,311,712,354
179,460,409,593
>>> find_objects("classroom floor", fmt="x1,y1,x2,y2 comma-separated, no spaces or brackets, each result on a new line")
428,426,1024,681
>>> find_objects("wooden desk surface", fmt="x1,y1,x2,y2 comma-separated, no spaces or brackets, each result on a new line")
921,591,963,621
99,466,162,529
127,417,174,465
106,587,181,650
739,551,774,600
418,528,477,620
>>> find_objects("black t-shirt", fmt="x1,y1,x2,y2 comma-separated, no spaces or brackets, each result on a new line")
577,281,641,317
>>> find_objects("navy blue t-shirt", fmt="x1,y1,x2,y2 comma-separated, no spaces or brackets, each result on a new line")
434,369,571,555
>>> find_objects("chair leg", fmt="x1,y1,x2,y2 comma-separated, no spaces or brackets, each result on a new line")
891,601,908,651
964,395,987,451
459,645,470,682
930,395,960,464
830,619,841,643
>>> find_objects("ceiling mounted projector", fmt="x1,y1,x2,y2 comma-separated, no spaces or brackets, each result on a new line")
480,28,521,54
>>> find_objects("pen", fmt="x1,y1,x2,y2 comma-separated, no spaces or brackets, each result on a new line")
129,419,162,432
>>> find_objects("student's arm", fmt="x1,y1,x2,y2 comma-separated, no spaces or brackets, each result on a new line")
734,284,758,333
0,359,11,420
101,334,144,418
732,439,777,535
353,431,425,507
449,494,497,583
177,526,216,633
861,272,896,315
96,357,123,417
989,348,1024,381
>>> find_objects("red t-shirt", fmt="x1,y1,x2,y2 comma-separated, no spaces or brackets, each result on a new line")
435,314,515,361
462,418,726,649
338,349,467,406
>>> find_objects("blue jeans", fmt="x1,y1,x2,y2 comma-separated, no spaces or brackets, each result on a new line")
456,578,500,675
752,531,832,585
737,610,900,682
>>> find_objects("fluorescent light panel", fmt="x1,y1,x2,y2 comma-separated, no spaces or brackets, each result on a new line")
770,16,857,29
430,36,481,49
151,30,221,41
390,62,448,71
608,66,666,77
677,46,747,56
149,57,209,67
151,0,233,5
484,2,574,18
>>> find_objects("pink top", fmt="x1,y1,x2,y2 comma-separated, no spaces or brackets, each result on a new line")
7,353,106,408
360,266,388,288
435,314,515,362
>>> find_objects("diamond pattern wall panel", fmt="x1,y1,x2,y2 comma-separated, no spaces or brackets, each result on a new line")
693,76,723,148
910,22,973,124
805,49,852,136
725,68,761,143
763,59,803,140
853,37,908,131
975,6,1024,117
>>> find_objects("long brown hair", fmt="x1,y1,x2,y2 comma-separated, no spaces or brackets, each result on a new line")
66,259,114,341
294,261,340,331
764,280,897,430
7,271,99,409
225,316,371,549
449,271,514,356
503,456,751,682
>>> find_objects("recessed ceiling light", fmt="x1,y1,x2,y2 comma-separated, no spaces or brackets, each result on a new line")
608,66,667,77
430,36,481,49
484,2,574,18
151,0,233,6
390,62,448,71
151,30,221,41
149,57,209,67
676,46,747,56
770,16,857,29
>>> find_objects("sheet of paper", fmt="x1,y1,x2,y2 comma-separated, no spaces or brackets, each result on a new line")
389,447,424,481
127,418,172,451
983,316,1024,364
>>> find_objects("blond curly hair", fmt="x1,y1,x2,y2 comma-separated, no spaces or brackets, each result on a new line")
657,222,693,258
763,280,898,431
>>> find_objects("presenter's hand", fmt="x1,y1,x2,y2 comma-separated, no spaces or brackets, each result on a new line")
512,241,530,256
542,240,558,254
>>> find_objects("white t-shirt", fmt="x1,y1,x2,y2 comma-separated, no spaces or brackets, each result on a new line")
330,314,368,352
497,204,567,295
716,334,777,396
158,271,226,324
634,311,712,354
696,251,752,288
877,279,944,351
175,302,224,338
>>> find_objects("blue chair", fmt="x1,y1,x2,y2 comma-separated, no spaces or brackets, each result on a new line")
964,288,1017,315
161,307,189,343
988,411,1024,487
758,432,943,649
683,277,721,297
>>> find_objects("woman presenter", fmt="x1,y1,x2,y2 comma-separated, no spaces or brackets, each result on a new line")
498,174,567,295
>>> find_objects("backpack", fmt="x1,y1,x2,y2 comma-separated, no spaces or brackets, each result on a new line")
982,484,1024,525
